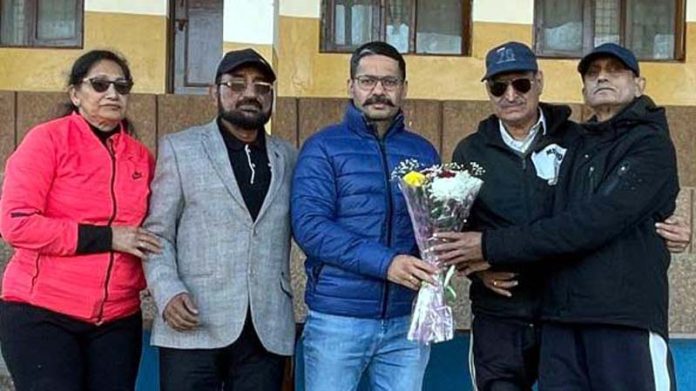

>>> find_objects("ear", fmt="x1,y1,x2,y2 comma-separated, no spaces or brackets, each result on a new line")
635,76,646,97
400,80,408,101
347,78,355,99
536,70,544,95
209,84,219,105
68,85,80,107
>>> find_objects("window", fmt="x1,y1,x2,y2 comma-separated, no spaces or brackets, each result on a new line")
534,0,685,60
0,0,83,47
321,0,471,55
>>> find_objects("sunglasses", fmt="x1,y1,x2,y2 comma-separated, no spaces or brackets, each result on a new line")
218,79,274,95
487,78,533,97
83,78,134,95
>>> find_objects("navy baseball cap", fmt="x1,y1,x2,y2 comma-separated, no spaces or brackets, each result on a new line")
215,48,276,82
577,43,640,76
482,42,538,81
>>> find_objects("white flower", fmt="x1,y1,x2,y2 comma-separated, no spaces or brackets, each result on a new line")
429,171,483,203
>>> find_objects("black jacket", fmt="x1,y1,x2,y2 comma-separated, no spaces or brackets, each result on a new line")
483,96,679,338
452,103,581,320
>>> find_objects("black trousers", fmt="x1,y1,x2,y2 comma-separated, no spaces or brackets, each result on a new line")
539,322,677,391
470,313,541,391
159,314,287,391
0,300,142,391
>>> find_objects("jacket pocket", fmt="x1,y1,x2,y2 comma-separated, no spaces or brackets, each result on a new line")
600,162,630,196
311,264,324,290
30,253,42,293
280,273,293,298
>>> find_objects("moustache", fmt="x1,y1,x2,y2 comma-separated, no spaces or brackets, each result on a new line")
593,86,615,94
364,95,394,107
236,99,262,110
499,101,524,109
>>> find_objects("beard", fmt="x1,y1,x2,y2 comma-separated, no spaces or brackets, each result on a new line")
218,97,272,130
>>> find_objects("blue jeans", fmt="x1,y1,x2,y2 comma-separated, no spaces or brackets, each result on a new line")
303,310,430,391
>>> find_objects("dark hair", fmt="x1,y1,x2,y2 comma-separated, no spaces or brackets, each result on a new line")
60,50,135,133
350,41,406,80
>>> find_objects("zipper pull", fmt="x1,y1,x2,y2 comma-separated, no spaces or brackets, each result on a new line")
107,139,115,156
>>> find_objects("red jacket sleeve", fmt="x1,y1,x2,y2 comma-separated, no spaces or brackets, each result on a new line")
0,126,78,255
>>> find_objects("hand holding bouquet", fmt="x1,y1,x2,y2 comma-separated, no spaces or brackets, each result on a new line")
392,159,484,344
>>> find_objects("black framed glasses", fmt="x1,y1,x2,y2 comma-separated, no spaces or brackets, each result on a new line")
82,78,134,95
354,75,403,91
487,78,533,97
218,79,274,95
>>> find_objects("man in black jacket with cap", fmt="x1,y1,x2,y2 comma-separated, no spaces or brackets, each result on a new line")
450,41,581,391
437,43,681,390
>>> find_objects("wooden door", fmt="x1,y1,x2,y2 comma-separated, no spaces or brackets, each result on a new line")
170,0,223,94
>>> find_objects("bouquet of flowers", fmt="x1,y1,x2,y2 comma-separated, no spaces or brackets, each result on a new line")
392,159,484,344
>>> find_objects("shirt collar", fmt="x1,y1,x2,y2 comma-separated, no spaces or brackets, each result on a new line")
217,116,267,151
498,108,546,153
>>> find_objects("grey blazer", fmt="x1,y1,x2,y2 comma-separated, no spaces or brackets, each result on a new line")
143,120,297,355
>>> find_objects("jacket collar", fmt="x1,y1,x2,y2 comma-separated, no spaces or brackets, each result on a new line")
201,119,286,226
343,102,405,139
216,116,267,151
477,103,572,148
70,112,128,152
583,95,667,137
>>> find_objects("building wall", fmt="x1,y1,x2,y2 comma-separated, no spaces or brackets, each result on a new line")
0,92,696,334
276,0,696,105
0,0,168,93
1,0,695,104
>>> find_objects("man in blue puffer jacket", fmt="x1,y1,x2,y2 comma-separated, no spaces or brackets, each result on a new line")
291,41,440,391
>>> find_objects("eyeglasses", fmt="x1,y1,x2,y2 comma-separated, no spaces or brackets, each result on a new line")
82,78,134,95
354,75,403,91
218,79,274,95
487,78,533,97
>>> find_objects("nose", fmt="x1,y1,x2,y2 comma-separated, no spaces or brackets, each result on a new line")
241,82,257,97
371,80,386,94
104,83,119,99
596,68,610,82
503,83,517,101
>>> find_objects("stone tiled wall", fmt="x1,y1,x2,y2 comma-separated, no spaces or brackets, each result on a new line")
1,91,695,333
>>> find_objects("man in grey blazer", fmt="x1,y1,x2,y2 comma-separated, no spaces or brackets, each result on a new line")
143,49,297,391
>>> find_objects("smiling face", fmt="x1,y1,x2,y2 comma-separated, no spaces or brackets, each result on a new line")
582,56,644,112
69,59,129,130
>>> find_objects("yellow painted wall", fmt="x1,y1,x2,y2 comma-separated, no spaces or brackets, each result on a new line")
276,15,696,106
0,11,167,93
276,17,530,101
222,42,276,71
2,8,696,106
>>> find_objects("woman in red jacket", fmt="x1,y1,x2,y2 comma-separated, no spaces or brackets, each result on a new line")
0,50,161,390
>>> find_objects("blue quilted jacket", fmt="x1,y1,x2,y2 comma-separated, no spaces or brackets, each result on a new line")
291,103,440,319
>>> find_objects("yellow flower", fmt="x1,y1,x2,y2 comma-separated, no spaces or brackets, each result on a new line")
403,171,426,187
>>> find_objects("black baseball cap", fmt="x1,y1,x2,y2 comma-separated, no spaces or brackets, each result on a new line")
577,43,640,77
482,41,538,81
215,48,276,82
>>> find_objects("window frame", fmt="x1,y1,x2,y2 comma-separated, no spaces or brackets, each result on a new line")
533,0,685,61
320,0,472,56
0,0,84,48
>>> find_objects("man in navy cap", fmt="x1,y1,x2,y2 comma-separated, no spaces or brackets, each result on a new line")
143,48,297,390
436,43,683,390
444,41,582,391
